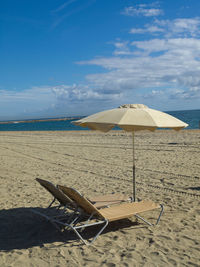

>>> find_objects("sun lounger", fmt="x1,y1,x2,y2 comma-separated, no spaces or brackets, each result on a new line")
33,178,131,230
57,186,164,245
36,178,131,209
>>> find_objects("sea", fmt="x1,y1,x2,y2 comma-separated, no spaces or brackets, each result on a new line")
0,109,199,131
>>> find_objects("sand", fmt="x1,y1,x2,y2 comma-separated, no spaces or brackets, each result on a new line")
0,130,199,266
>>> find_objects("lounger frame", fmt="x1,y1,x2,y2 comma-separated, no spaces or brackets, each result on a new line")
56,186,164,245
32,179,163,246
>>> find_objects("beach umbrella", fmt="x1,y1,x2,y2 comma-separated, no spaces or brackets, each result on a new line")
73,104,188,201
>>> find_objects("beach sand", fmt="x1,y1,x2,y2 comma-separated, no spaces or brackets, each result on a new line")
0,130,199,266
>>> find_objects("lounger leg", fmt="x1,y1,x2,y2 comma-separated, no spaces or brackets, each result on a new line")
135,204,164,226
79,212,95,232
48,199,62,210
48,198,56,208
155,204,164,225
71,220,109,246
90,220,109,244
135,214,153,226
62,214,81,231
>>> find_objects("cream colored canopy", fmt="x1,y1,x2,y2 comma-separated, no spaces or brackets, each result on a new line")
73,104,188,201
74,104,188,132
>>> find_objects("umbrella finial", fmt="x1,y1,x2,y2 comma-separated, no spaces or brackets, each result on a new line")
118,104,148,109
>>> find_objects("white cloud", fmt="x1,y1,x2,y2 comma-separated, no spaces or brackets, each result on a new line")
78,34,200,103
142,89,165,99
112,41,131,55
130,25,164,34
0,87,54,102
170,86,200,100
130,18,200,38
122,4,163,17
52,84,122,101
0,86,56,120
132,38,200,55
165,18,200,37
0,80,125,120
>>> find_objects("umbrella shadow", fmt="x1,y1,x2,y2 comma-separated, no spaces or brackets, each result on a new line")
0,207,139,251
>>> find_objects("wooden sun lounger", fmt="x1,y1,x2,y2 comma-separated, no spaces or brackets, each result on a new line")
57,186,164,245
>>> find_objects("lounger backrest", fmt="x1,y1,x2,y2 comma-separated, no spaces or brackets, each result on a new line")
36,178,74,207
58,185,104,218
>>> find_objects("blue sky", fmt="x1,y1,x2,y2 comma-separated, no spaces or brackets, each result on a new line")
1,0,200,120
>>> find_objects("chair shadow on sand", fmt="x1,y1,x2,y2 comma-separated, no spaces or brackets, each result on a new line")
0,207,141,251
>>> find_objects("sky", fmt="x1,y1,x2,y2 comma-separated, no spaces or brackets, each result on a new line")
1,0,200,120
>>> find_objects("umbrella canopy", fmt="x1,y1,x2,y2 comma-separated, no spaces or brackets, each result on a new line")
74,104,188,132
73,104,188,201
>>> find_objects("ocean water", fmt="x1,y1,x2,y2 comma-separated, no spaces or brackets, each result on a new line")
0,109,199,131
167,109,200,130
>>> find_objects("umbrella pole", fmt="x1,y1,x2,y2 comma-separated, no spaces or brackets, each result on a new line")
132,132,136,202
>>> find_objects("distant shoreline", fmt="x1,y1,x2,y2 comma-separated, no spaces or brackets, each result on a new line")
0,117,82,124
